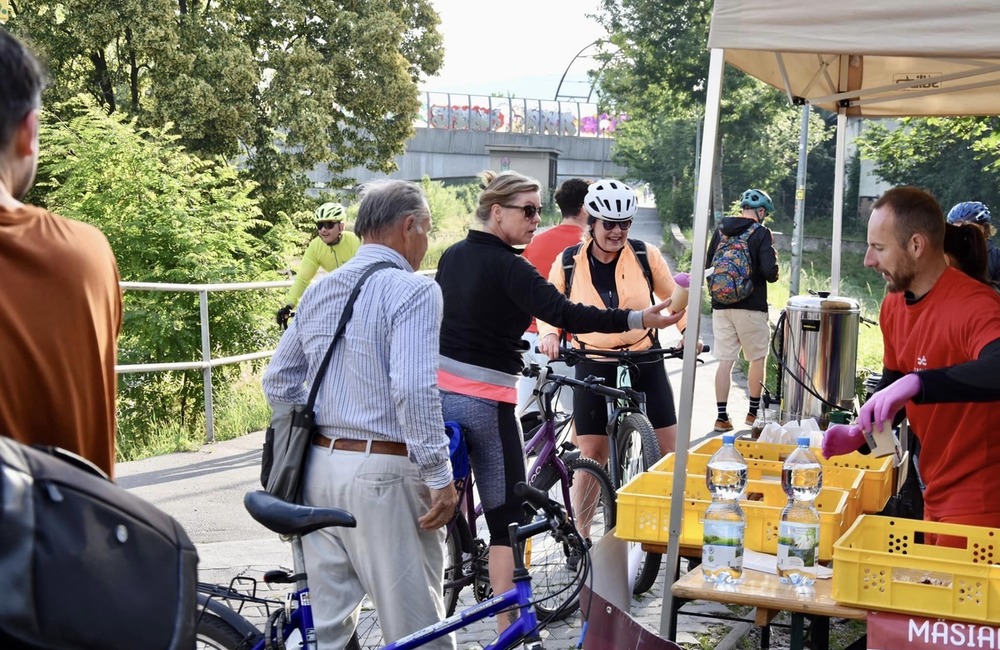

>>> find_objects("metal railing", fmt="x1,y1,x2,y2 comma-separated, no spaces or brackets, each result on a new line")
116,280,291,442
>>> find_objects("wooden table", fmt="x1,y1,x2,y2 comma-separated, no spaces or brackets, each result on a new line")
671,566,866,650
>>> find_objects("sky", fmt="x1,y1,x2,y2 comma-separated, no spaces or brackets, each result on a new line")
422,0,609,101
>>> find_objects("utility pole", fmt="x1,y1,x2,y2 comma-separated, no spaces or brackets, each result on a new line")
789,102,810,296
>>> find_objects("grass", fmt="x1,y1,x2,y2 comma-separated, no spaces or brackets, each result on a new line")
117,363,272,461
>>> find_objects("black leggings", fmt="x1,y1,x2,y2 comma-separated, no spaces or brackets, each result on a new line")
440,392,527,547
572,356,677,435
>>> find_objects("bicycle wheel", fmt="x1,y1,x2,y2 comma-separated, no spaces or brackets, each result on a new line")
442,518,466,616
351,598,383,650
526,456,615,620
615,412,662,595
195,613,246,650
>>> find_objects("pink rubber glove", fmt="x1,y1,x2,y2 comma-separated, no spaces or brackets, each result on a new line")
673,272,690,288
857,373,921,434
821,424,865,459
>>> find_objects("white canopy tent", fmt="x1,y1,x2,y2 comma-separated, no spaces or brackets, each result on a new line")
664,0,1000,636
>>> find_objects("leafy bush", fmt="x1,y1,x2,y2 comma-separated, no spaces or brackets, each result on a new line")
30,96,290,459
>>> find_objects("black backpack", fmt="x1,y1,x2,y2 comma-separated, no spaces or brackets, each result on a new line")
0,437,198,650
561,238,657,344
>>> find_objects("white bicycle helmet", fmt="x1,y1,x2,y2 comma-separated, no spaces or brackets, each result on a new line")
584,178,638,221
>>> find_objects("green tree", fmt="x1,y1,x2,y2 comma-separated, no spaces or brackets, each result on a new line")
856,117,1000,212
9,0,444,219
593,0,833,226
29,95,290,456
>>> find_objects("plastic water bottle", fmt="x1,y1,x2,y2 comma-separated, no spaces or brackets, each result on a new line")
778,436,823,586
702,434,747,584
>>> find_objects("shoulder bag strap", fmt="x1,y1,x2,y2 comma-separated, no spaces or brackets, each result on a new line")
304,261,397,409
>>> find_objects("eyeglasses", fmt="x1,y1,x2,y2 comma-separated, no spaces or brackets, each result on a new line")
599,219,633,231
502,204,542,219
317,221,343,230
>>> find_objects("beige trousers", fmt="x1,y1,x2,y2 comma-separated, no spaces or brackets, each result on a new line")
301,446,454,649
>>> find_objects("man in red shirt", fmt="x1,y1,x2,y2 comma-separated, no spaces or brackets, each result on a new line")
823,186,1000,534
516,178,589,418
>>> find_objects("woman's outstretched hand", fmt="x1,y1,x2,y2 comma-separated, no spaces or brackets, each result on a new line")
641,299,685,329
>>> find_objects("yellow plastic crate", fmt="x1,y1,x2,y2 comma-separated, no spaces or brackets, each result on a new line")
690,438,894,513
833,515,1000,624
615,470,848,560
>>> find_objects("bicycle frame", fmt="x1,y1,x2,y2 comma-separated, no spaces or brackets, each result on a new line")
384,576,542,650
557,345,706,488
443,391,579,606
202,502,565,650
198,535,316,650
522,367,578,503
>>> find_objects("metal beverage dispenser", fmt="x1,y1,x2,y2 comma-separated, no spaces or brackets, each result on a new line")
779,294,861,427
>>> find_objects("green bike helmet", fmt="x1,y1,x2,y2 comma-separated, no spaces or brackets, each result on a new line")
739,189,774,215
314,202,346,222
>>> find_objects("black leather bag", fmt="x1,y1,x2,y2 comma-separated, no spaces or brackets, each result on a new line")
0,437,198,650
261,402,318,504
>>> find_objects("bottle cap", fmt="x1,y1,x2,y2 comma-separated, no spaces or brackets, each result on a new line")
797,436,810,446
722,434,736,444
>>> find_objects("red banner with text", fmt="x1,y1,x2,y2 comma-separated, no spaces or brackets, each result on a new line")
868,611,1000,649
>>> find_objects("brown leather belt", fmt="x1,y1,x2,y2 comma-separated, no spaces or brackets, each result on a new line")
312,434,408,457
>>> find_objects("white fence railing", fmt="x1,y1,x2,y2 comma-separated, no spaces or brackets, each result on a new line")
117,280,291,442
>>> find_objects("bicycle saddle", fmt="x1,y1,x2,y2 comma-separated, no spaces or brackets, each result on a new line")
244,490,357,536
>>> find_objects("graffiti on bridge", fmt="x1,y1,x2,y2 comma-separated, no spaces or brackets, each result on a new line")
424,103,628,137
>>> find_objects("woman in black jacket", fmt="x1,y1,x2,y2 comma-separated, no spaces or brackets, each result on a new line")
435,171,681,630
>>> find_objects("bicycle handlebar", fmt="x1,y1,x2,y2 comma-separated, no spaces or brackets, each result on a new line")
555,344,709,366
521,363,635,402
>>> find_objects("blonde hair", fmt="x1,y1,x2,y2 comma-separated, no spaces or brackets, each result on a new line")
474,170,542,223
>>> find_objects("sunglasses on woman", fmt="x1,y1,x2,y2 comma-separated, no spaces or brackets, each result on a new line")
600,219,633,231
317,221,343,230
502,204,542,219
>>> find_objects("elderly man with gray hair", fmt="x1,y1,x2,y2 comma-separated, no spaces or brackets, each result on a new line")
263,180,458,648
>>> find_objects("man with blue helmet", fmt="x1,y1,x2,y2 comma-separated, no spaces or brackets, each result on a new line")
705,188,780,433
946,201,1000,282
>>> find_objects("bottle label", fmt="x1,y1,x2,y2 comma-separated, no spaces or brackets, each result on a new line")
702,520,745,572
777,521,819,573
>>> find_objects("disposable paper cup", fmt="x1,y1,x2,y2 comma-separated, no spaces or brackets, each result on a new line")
669,285,689,313
866,421,897,458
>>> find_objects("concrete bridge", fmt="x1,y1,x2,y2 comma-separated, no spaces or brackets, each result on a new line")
308,92,630,191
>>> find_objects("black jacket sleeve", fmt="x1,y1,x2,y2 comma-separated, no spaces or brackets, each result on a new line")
705,229,720,268
505,254,633,334
915,338,1000,402
753,226,780,283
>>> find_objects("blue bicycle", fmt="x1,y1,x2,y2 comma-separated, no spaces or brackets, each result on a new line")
194,484,590,650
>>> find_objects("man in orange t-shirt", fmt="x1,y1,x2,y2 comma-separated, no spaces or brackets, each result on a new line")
824,186,1000,534
0,29,122,477
516,178,589,417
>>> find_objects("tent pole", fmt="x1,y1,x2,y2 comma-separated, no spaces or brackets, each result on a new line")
659,46,725,640
831,108,847,294
790,102,810,296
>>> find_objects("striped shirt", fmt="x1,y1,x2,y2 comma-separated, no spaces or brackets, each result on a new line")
262,244,452,489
